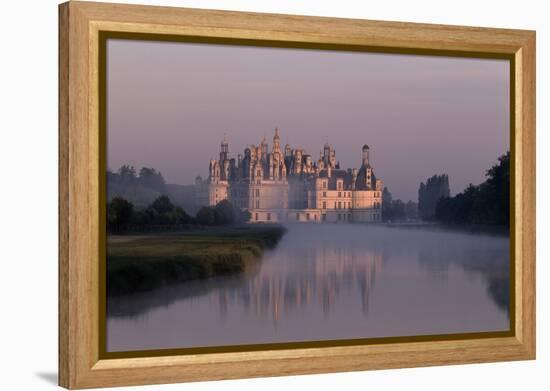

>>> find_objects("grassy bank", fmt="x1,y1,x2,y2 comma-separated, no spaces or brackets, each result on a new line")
107,225,286,296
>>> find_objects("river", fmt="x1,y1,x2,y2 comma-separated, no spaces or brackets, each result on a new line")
106,223,510,352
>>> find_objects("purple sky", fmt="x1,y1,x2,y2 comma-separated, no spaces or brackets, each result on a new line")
107,39,509,201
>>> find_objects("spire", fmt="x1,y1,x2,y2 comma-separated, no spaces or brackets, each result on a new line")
274,127,280,140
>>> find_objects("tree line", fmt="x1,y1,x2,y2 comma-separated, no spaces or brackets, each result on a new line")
415,152,510,226
108,165,167,192
107,195,251,232
418,174,450,220
435,152,510,226
382,187,418,222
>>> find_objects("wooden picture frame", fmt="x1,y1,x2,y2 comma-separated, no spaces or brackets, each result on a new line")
58,1,536,389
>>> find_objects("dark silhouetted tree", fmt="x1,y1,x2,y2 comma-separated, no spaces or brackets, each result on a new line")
139,167,166,192
196,206,216,225
381,187,408,222
418,174,450,220
117,165,137,185
405,200,418,220
435,152,509,226
150,195,174,215
382,187,393,221
107,197,134,226
214,200,236,225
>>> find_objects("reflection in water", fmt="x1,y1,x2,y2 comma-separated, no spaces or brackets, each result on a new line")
107,224,510,352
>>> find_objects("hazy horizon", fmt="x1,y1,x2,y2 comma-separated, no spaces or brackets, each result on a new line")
107,39,509,202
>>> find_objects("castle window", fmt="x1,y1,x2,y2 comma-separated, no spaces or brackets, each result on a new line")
323,191,327,197
338,192,341,197
267,213,271,221
255,213,258,220
334,202,337,209
306,213,310,221
323,181,327,189
322,201,326,209
338,201,342,209
255,189,260,197
255,200,260,208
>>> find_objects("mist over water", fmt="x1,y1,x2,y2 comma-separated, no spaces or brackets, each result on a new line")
107,224,509,352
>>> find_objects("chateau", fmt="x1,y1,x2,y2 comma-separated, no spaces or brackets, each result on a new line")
196,128,383,223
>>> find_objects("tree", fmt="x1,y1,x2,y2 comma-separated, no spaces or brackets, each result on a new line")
418,174,450,220
170,207,191,225
117,165,137,184
391,200,406,221
381,187,408,222
150,195,174,214
236,209,252,224
195,200,249,226
107,197,134,226
139,167,166,192
196,206,216,225
434,152,510,226
405,200,418,220
214,200,236,225
382,187,393,221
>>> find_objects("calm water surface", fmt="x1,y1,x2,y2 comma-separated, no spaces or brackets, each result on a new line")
107,224,509,352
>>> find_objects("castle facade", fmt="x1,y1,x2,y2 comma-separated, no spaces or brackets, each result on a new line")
196,128,383,223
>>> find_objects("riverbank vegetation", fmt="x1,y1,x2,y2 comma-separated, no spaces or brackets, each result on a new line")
435,152,510,227
107,225,286,296
382,187,418,222
107,196,250,233
107,165,199,214
418,174,451,220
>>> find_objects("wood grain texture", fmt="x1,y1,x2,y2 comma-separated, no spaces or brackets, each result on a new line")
58,1,536,389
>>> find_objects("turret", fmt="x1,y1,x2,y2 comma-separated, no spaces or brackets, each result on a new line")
220,135,229,161
260,136,268,160
284,144,292,158
351,168,358,189
272,127,281,153
362,144,370,167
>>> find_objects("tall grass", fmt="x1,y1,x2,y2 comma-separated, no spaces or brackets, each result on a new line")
107,225,286,296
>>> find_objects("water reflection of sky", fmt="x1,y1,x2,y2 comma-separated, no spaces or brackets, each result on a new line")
107,224,510,352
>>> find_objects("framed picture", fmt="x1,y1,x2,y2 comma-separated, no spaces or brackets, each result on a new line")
58,1,536,389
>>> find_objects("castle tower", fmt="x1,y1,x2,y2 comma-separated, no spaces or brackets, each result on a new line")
273,127,281,153
323,142,330,163
222,159,230,180
329,148,336,168
260,136,268,161
284,144,292,158
362,144,370,167
220,135,229,161
317,149,325,171
293,149,303,175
